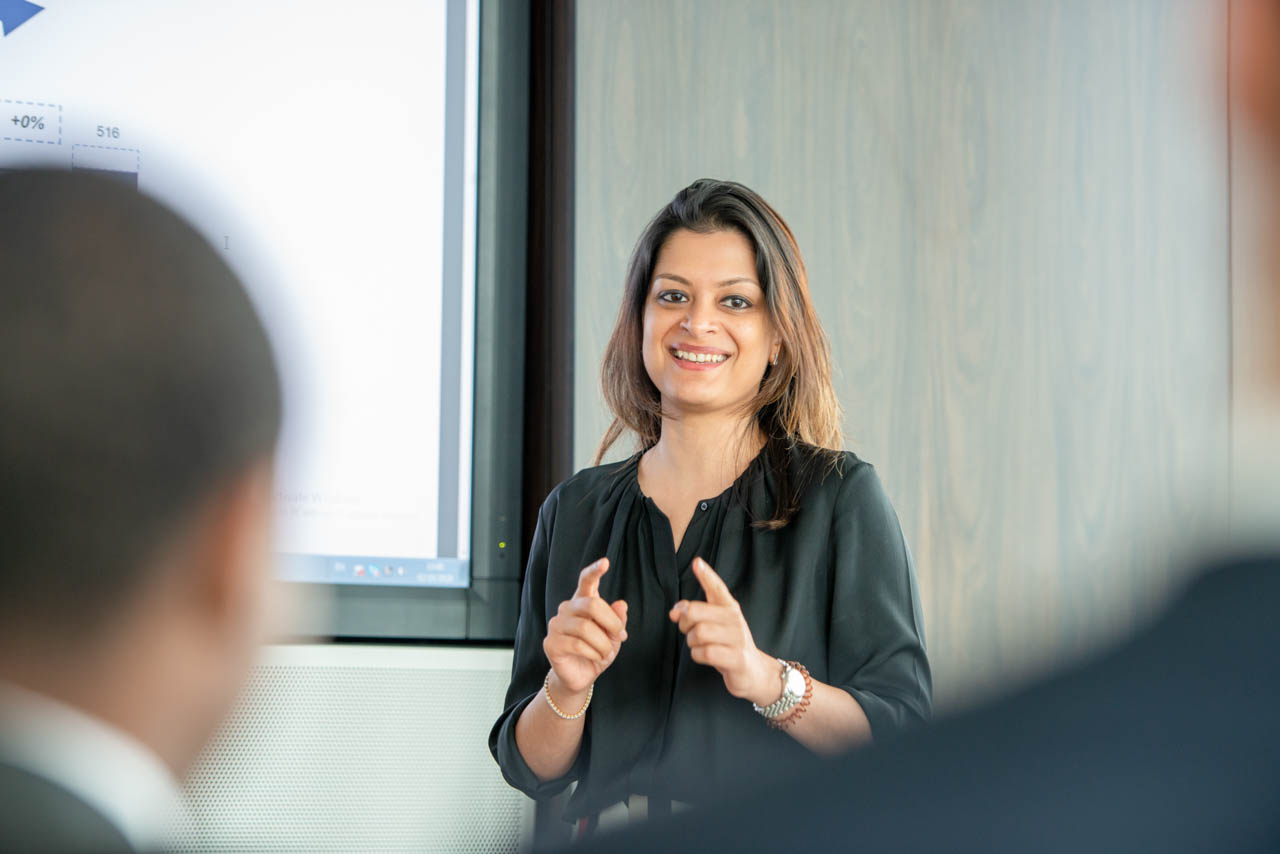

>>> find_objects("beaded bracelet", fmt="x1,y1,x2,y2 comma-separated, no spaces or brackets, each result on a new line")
543,671,593,720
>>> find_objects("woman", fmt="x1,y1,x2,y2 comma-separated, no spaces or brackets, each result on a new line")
490,179,930,831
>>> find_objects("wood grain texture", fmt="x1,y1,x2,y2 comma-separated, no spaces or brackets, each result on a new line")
573,0,1230,708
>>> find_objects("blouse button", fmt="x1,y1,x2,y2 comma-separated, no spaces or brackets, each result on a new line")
700,502,708,511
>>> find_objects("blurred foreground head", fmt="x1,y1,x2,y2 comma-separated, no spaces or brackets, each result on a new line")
0,170,281,774
1237,0,1280,370
1237,0,1280,168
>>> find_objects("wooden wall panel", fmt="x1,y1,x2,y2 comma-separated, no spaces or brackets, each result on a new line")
574,0,1230,708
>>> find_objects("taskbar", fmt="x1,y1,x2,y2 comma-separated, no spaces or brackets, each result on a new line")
275,553,470,589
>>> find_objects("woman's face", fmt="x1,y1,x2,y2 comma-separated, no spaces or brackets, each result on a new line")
642,228,781,418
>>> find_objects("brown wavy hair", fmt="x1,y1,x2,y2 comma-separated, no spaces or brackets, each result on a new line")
594,179,844,528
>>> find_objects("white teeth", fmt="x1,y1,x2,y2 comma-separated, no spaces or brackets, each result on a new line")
673,349,728,364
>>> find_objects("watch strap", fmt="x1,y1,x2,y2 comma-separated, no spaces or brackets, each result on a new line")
753,659,802,719
767,662,813,730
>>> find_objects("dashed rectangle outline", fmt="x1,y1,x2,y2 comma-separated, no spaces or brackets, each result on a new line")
1,99,62,145
71,143,141,176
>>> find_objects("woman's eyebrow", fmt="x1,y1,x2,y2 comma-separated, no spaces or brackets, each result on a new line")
653,272,758,287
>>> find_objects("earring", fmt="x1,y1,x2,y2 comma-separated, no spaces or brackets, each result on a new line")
770,353,778,366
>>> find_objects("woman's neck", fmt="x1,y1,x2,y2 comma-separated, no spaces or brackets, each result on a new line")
645,410,765,490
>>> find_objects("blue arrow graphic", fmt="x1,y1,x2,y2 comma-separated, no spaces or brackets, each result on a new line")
0,0,44,37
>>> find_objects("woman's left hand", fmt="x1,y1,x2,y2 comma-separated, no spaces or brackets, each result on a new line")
670,557,783,707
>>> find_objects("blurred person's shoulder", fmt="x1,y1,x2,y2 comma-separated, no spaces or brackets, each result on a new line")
1178,552,1280,618
0,762,133,853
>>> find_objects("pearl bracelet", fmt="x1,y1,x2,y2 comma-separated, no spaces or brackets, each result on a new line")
543,671,593,720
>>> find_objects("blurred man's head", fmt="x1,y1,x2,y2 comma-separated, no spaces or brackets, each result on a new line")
1237,0,1280,161
0,170,281,774
1236,0,1280,371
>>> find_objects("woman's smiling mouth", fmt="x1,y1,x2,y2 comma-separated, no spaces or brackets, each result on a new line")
671,347,730,366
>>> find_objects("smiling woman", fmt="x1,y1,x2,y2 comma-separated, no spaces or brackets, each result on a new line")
643,230,779,441
599,182,842,522
490,179,931,838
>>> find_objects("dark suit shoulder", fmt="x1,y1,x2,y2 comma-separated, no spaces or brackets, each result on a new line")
0,762,134,853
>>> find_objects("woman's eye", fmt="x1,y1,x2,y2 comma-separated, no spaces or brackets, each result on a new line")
723,295,751,310
657,290,688,304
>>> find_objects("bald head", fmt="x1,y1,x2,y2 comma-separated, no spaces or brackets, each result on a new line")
0,170,281,641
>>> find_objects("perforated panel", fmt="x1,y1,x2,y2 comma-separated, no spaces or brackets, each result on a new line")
163,646,530,853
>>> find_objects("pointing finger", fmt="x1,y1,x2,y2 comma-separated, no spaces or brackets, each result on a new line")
574,558,610,598
692,557,735,606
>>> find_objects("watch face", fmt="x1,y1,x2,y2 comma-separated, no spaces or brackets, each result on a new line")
784,667,806,698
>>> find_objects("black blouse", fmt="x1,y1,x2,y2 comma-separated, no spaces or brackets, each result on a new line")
489,445,931,821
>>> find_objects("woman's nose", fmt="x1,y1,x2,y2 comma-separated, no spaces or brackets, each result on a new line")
680,301,718,335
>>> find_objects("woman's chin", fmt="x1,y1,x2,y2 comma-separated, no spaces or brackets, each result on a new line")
661,389,748,417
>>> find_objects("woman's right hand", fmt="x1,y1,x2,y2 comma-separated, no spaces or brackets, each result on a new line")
543,558,629,696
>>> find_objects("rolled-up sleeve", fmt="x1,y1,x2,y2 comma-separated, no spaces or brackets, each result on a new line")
488,487,580,798
828,462,932,740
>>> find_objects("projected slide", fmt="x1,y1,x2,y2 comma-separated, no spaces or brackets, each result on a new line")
0,0,478,589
